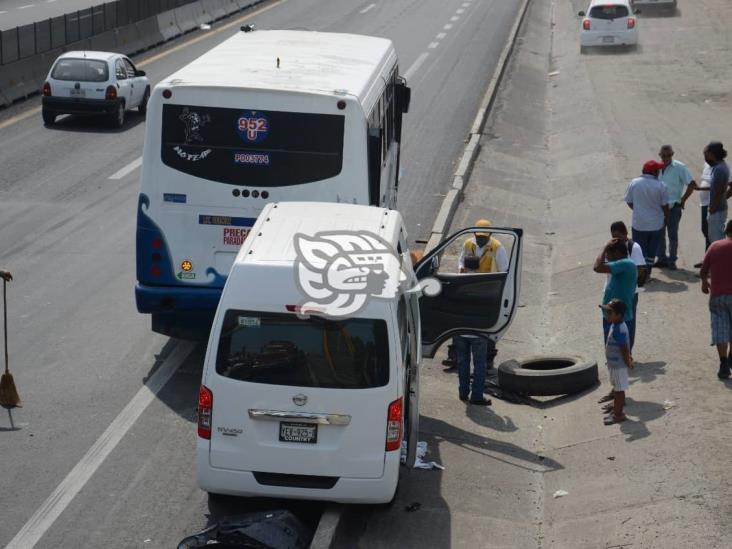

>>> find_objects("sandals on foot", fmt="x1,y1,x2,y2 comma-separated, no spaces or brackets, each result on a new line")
601,403,614,413
603,414,627,425
598,393,614,404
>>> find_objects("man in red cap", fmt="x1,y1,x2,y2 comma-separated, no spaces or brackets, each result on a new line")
624,160,670,277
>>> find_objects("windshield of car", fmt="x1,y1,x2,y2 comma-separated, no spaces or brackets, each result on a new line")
589,5,629,19
51,58,109,82
216,310,390,389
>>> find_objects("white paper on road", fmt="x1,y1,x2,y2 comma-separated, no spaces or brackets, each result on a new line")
401,441,445,470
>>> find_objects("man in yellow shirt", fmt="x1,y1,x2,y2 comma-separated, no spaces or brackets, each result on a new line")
458,219,509,273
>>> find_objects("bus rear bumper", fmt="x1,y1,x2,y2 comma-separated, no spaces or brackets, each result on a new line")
136,283,221,339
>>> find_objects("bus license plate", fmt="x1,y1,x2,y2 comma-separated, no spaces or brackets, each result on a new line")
279,422,317,444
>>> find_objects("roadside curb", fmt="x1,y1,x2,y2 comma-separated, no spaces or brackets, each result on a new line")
425,0,533,252
309,504,344,549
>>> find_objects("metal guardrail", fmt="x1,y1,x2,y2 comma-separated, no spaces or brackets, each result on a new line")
0,0,198,65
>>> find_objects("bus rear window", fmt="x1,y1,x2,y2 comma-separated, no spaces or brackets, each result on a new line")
215,311,389,389
161,105,344,187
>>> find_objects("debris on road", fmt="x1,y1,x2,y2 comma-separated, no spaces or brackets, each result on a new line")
553,490,569,499
663,400,676,410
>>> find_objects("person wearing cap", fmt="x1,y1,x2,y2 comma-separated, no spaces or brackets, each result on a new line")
704,141,730,243
599,298,633,425
458,219,509,273
700,220,732,379
656,145,695,270
624,160,670,276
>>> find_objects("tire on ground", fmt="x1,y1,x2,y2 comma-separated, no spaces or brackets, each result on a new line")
497,356,598,396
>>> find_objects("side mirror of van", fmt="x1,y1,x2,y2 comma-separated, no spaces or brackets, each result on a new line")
396,78,411,114
578,10,585,16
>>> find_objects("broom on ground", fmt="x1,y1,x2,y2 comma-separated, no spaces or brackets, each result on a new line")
0,277,22,429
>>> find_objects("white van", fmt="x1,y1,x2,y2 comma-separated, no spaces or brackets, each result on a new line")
196,202,523,503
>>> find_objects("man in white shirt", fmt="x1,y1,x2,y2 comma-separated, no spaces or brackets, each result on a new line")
687,162,713,267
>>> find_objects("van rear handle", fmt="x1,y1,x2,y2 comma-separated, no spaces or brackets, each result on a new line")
248,409,351,426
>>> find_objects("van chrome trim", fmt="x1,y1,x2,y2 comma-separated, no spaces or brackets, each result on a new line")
248,409,351,425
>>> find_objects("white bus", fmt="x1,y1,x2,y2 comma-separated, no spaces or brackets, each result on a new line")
136,29,411,338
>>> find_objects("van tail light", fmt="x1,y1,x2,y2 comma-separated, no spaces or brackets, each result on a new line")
197,385,213,439
105,85,117,100
582,19,591,30
627,17,635,29
42,82,51,96
385,398,403,451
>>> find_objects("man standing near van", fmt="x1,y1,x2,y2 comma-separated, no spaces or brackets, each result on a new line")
624,160,669,277
656,145,695,270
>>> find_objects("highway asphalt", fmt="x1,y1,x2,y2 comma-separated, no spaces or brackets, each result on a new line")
0,0,523,546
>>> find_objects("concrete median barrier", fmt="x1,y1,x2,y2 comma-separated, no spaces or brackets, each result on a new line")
173,4,200,34
157,10,182,41
60,38,92,54
0,57,41,105
89,29,119,52
192,2,214,26
222,0,241,15
133,16,165,53
35,47,64,87
201,0,227,22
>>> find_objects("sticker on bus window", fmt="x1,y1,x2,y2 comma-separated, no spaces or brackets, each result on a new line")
238,316,261,327
223,227,250,246
236,111,269,143
233,151,271,166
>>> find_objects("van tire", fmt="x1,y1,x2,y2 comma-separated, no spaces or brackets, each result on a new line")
497,356,598,396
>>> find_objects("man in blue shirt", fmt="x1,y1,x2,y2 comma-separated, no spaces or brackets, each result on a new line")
657,145,695,270
704,141,731,242
593,239,638,345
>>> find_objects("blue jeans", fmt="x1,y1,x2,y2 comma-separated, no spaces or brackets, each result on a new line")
603,294,638,351
455,336,488,401
657,204,682,263
632,227,663,275
708,209,728,242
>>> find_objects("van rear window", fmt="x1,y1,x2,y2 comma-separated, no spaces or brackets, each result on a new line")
216,311,389,389
589,5,629,19
51,58,109,82
161,105,344,187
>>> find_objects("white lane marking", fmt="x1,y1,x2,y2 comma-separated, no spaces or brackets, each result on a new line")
428,42,439,49
5,341,196,549
450,15,459,21
404,52,429,81
17,4,35,9
462,2,470,6
456,8,465,14
443,23,453,30
436,32,447,39
359,3,376,14
0,10,7,14
46,0,57,3
109,156,143,180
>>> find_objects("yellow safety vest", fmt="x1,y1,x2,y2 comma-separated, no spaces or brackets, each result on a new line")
463,237,501,273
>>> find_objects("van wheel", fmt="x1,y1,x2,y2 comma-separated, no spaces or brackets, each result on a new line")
42,109,56,126
497,356,598,396
110,101,125,128
138,87,150,115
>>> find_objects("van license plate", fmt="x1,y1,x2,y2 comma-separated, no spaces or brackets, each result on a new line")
279,422,317,444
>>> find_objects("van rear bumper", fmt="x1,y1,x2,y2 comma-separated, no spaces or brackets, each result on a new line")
197,447,400,504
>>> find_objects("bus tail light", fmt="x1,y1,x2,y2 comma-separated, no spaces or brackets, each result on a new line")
198,385,213,439
385,398,402,451
627,17,635,29
105,85,117,100
42,82,51,96
582,19,591,30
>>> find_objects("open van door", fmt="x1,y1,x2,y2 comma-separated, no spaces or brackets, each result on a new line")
414,227,523,358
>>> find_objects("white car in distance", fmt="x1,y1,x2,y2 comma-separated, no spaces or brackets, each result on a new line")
579,0,639,53
42,51,150,128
